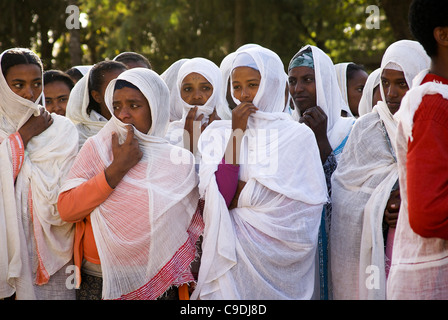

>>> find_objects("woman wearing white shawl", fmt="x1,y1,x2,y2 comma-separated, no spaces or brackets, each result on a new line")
330,40,430,300
160,58,189,122
387,0,448,299
59,67,203,300
65,61,127,149
192,46,327,300
165,58,228,161
358,68,382,117
335,62,368,118
0,48,79,299
288,45,355,300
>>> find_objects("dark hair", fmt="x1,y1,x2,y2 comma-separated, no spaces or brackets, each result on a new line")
1,48,43,78
87,60,127,115
65,67,84,83
44,69,75,91
114,52,152,69
114,79,140,91
409,0,448,58
346,63,367,81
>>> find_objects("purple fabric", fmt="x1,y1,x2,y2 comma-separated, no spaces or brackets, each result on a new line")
214,158,240,207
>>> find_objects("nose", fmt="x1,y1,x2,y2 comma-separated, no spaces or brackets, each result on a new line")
386,84,398,98
23,85,35,102
192,89,203,101
117,106,131,122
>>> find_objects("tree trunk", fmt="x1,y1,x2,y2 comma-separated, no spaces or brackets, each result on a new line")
68,0,82,66
234,0,247,49
380,0,413,40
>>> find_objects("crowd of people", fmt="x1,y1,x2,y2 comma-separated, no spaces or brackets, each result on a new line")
0,0,447,300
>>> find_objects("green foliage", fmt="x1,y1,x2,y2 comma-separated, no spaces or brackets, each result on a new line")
0,0,402,73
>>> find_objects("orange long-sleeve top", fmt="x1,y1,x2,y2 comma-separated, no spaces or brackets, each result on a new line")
57,170,114,274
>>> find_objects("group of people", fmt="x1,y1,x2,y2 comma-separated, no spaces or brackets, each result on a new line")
1,0,447,300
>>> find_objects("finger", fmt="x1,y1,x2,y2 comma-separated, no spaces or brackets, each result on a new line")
125,125,135,143
111,132,119,147
187,107,198,119
196,113,204,122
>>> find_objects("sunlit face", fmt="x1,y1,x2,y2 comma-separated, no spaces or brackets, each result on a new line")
113,86,152,134
180,72,213,106
381,69,409,115
288,66,317,115
44,81,71,116
231,66,261,103
5,64,42,102
347,69,368,117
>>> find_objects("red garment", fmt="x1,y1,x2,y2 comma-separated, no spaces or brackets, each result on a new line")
407,73,448,240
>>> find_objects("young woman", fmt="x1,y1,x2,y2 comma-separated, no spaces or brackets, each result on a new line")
0,48,79,300
357,68,382,117
335,62,369,118
58,68,203,300
43,69,75,116
192,46,327,300
165,58,228,161
65,60,127,149
387,0,448,299
330,40,430,300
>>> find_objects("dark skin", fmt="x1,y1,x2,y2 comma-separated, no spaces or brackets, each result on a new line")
224,66,260,209
347,69,368,117
380,68,410,227
288,66,332,164
181,73,221,154
5,64,53,148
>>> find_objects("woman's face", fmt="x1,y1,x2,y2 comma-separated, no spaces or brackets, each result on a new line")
5,64,42,102
113,86,152,134
381,68,409,115
92,68,125,120
288,66,317,115
347,69,368,117
231,66,261,103
44,80,71,116
180,72,213,106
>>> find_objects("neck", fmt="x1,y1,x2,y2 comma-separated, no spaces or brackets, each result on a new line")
430,50,448,80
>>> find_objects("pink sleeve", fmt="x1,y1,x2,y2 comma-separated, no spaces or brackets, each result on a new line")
9,132,25,180
214,158,240,207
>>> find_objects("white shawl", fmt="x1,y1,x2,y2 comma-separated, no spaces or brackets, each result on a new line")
335,62,355,117
330,40,430,300
0,49,78,299
65,69,108,149
160,58,189,122
192,46,327,300
358,68,381,117
291,46,355,156
60,68,202,300
387,69,448,299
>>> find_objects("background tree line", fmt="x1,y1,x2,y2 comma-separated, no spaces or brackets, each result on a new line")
0,0,412,74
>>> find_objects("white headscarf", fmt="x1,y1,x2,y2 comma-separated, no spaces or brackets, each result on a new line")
358,68,381,117
65,69,108,149
335,62,355,117
290,45,355,153
160,58,189,122
60,68,202,300
165,57,228,151
72,65,92,76
192,46,327,300
330,40,430,300
0,48,79,299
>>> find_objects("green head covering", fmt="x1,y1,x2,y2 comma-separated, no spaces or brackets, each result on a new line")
288,47,314,71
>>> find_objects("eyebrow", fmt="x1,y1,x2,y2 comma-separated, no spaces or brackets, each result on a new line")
11,78,42,82
182,81,212,86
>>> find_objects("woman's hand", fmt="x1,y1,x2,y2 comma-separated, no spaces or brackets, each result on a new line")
105,125,142,188
299,106,332,163
18,107,53,147
384,188,401,228
224,102,258,166
183,107,221,154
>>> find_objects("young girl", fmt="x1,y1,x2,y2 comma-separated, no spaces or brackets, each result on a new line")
0,48,79,300
58,68,203,300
